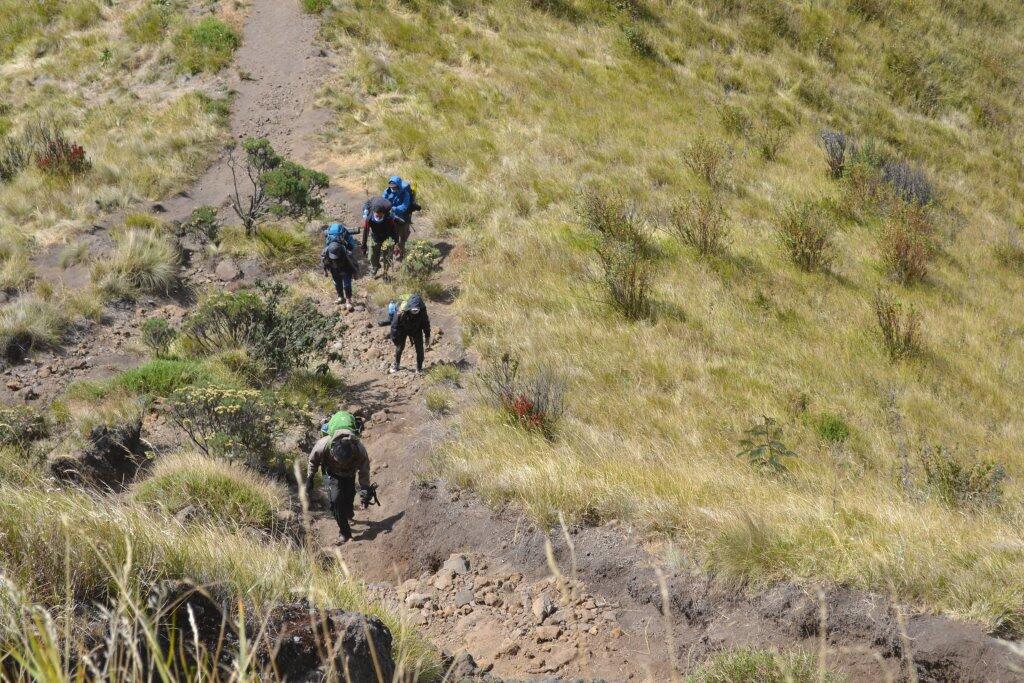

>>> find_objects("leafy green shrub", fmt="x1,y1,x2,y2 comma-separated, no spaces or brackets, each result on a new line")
581,192,657,320
479,354,565,439
922,447,1006,510
670,192,729,257
777,201,833,272
124,3,171,44
399,239,442,281
181,283,341,379
92,229,179,299
133,452,287,531
0,296,70,361
170,386,284,470
140,318,176,359
738,416,796,473
173,17,239,74
182,205,219,243
229,138,329,234
873,291,922,361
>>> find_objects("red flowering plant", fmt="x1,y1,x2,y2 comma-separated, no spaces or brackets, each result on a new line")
480,353,565,439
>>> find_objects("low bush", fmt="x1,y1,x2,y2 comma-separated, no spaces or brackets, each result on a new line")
922,447,1006,510
170,386,284,470
140,317,176,358
229,138,329,233
133,452,287,531
300,0,332,13
173,17,239,74
479,354,565,439
737,415,796,474
34,129,89,176
880,205,933,284
399,239,442,282
691,648,839,683
777,201,833,272
581,192,657,320
820,130,848,178
92,229,179,299
0,296,70,361
749,119,791,161
0,136,29,182
0,406,48,446
124,3,171,44
881,159,935,206
873,291,922,361
182,205,220,243
424,388,454,415
670,192,729,257
181,283,341,379
684,135,732,189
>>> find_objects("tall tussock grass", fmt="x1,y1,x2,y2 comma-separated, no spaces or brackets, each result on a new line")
323,0,1024,629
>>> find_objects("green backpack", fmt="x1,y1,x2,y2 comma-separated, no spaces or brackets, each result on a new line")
325,411,359,436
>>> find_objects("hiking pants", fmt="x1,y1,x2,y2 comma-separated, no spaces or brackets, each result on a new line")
394,330,425,371
368,239,384,272
325,475,356,539
395,218,411,258
329,269,352,300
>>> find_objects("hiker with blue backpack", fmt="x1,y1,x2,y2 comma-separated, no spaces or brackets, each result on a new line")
305,411,374,544
364,175,421,260
361,197,398,278
321,223,359,310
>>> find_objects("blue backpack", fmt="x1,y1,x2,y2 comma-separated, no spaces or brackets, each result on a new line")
326,223,356,250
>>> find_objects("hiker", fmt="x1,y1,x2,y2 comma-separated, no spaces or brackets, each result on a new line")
382,175,414,257
361,197,397,278
390,293,430,373
321,231,358,311
305,413,372,544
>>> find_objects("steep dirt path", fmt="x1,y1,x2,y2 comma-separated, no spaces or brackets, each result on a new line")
162,0,335,222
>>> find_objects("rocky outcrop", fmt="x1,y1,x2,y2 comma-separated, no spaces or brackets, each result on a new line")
50,419,146,490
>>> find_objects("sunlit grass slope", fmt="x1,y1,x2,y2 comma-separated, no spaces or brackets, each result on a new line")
322,0,1024,629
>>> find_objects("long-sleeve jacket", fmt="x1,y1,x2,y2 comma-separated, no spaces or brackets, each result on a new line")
362,214,397,246
390,293,430,341
307,434,370,487
383,176,413,218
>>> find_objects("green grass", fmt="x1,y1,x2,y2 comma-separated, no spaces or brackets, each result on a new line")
301,0,332,14
92,228,179,299
66,359,212,402
424,387,454,415
133,452,288,531
173,16,239,75
219,222,318,272
689,648,842,683
321,0,1024,628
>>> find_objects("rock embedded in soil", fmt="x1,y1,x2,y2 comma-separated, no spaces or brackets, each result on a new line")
454,588,475,608
532,596,555,624
443,553,471,575
215,259,241,282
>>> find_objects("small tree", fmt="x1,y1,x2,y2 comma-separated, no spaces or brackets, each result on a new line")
228,138,328,235
182,205,220,244
140,317,176,358
738,415,796,473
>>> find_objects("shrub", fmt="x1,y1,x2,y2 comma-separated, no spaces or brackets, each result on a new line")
182,205,220,243
873,291,922,361
581,192,657,320
738,415,796,473
173,17,239,74
622,23,656,58
684,135,732,189
0,136,29,182
749,120,790,161
881,159,934,206
133,452,287,531
922,447,1006,510
229,138,329,234
880,205,933,284
820,130,848,178
181,282,341,379
0,296,70,361
140,317,176,358
92,229,179,299
479,353,565,439
34,129,89,176
777,201,833,272
399,239,442,282
0,406,48,446
813,413,850,443
170,386,283,470
669,192,729,257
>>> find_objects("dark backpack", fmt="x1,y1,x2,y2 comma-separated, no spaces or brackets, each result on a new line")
323,242,356,273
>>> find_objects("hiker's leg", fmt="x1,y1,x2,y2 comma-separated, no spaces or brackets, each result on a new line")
342,273,353,301
369,240,382,272
393,333,407,369
396,221,411,259
339,477,356,527
412,330,425,371
330,270,346,299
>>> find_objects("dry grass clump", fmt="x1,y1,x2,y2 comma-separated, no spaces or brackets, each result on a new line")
0,295,70,361
92,228,179,299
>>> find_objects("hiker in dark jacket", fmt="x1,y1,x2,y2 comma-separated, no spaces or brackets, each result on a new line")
305,430,371,543
361,197,397,277
390,293,431,373
321,239,357,311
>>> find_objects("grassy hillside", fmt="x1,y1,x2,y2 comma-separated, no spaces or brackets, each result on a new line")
322,0,1024,628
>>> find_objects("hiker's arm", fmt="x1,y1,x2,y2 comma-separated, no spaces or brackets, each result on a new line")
391,190,411,216
305,442,323,495
361,221,369,251
423,313,431,344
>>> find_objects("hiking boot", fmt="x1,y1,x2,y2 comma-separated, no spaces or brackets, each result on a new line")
371,268,380,279
346,303,355,312
336,535,351,545
389,362,400,374
335,297,344,305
